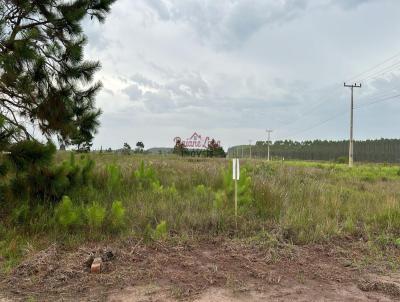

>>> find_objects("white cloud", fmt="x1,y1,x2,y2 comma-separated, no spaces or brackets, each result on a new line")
83,0,400,149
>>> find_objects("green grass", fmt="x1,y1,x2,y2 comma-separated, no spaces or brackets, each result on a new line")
1,153,400,271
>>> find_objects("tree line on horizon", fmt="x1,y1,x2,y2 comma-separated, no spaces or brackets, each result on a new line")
228,139,400,163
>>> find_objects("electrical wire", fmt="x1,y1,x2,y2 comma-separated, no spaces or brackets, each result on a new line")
346,50,400,82
265,50,400,141
276,92,400,141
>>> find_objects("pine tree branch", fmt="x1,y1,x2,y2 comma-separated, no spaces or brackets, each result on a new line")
1,104,32,140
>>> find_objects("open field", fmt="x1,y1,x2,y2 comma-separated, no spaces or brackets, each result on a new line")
1,154,400,301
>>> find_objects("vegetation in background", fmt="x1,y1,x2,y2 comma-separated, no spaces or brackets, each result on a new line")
136,141,145,153
230,139,400,163
207,139,226,158
173,138,187,155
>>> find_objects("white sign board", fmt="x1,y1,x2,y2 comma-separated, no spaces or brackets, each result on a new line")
232,158,240,180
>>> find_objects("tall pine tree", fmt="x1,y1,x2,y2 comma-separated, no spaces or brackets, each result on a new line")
0,0,116,149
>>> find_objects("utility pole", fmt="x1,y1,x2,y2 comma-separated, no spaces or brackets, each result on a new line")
266,129,273,161
344,82,362,167
249,140,252,159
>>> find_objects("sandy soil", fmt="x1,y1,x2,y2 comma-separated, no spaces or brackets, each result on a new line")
1,238,399,301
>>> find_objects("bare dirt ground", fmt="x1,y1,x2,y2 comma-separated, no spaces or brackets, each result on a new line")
1,238,400,301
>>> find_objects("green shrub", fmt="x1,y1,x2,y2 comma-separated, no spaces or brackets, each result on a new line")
5,149,95,202
195,184,207,195
85,202,106,229
28,164,70,200
54,196,81,229
214,190,226,211
11,202,30,225
133,161,157,190
106,163,121,193
335,156,349,164
165,184,178,197
151,180,164,194
81,158,95,185
221,164,253,210
109,200,126,231
153,220,168,240
8,140,55,171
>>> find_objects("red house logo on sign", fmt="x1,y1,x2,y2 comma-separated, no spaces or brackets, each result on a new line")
174,132,220,149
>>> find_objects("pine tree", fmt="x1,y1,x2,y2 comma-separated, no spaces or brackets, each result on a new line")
122,142,131,154
0,0,116,147
136,141,144,153
207,139,226,158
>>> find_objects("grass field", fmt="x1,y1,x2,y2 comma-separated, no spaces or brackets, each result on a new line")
1,153,400,274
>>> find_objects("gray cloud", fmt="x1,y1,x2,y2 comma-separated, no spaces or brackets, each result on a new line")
123,84,143,100
332,0,374,9
146,0,171,20
131,74,161,89
143,0,308,49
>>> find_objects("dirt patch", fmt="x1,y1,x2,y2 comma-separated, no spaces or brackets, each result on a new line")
0,238,399,301
109,284,396,302
358,273,400,297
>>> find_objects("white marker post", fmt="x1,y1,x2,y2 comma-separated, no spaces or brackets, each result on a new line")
232,158,240,228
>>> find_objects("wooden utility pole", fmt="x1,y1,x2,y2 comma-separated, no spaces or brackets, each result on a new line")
249,140,252,159
266,129,273,161
344,83,362,167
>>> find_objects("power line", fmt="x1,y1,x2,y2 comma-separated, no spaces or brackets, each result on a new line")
346,50,400,82
274,94,338,133
272,50,400,137
275,85,400,135
357,61,400,83
275,92,400,142
356,93,400,109
275,111,347,141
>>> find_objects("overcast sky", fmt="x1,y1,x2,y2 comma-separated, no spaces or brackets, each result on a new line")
83,0,400,149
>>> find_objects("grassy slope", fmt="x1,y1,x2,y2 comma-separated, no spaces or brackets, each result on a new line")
1,153,400,272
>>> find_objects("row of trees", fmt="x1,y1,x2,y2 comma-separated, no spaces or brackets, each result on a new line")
173,138,226,157
228,139,400,163
122,141,144,154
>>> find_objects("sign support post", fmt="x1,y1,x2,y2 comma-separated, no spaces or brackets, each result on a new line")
235,177,238,229
232,158,240,229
